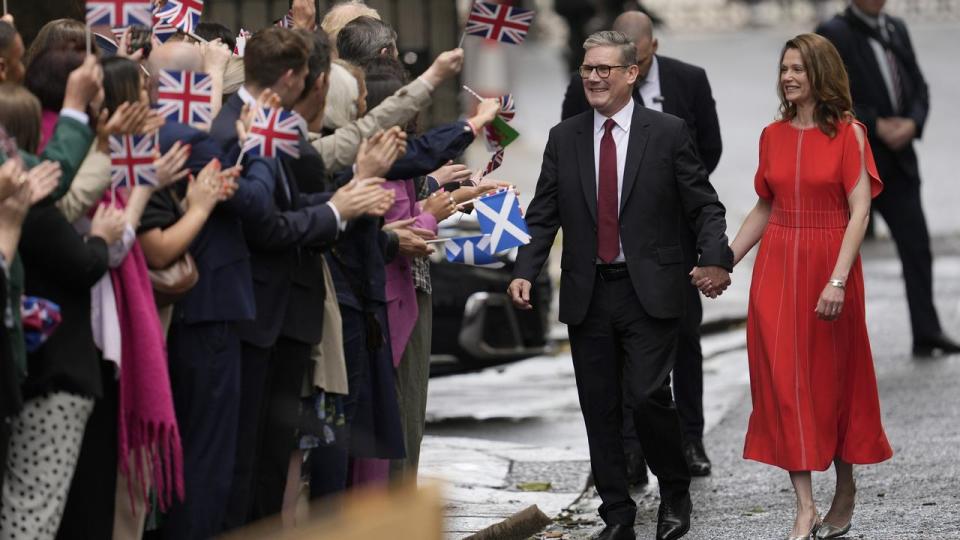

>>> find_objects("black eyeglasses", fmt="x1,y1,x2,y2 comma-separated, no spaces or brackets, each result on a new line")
578,64,631,79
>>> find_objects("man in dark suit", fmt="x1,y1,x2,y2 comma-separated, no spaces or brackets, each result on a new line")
509,30,732,540
817,0,960,357
209,27,393,529
561,11,722,478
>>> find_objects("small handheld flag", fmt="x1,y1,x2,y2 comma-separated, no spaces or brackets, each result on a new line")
497,94,516,122
156,70,214,127
275,10,294,28
110,133,158,188
240,107,305,160
444,235,504,268
481,149,504,178
153,0,203,34
484,116,519,152
86,0,153,29
474,189,530,254
234,28,251,56
465,1,534,45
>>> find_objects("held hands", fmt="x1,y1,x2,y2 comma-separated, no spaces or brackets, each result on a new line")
507,278,533,310
690,266,731,299
815,281,845,321
383,217,435,257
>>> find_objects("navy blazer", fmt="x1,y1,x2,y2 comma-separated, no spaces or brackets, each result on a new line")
385,121,476,180
158,121,274,324
210,94,340,347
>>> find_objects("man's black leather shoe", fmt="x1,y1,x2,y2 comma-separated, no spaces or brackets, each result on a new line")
625,449,648,486
913,334,960,357
656,492,691,540
682,440,712,476
595,523,636,540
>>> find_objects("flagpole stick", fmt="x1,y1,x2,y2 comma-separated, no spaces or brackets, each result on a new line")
86,25,92,56
3,0,7,16
187,31,208,44
457,32,466,49
462,85,484,102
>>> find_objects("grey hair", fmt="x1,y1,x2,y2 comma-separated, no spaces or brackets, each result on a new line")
583,31,637,65
336,15,397,66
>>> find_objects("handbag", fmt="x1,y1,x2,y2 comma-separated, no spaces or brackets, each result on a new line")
148,252,199,308
148,189,200,307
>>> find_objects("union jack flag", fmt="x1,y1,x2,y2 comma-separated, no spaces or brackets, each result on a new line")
465,2,534,45
498,94,515,122
153,22,179,43
154,0,203,34
481,149,504,178
241,107,305,160
275,10,294,28
156,70,214,127
110,133,158,188
234,28,251,56
86,0,153,29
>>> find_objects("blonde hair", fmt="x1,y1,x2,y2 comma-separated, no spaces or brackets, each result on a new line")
323,61,360,131
321,1,380,46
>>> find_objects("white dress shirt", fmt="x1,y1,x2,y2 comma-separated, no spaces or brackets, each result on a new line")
850,4,900,111
637,56,664,112
592,98,634,263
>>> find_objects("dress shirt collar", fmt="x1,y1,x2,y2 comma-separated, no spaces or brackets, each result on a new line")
640,55,660,89
849,2,885,30
238,85,257,106
594,97,635,135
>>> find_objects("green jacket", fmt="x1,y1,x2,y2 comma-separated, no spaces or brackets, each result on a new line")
5,114,94,381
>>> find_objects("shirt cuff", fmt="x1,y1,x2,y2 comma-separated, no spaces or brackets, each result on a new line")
327,201,347,232
416,75,436,93
60,108,90,126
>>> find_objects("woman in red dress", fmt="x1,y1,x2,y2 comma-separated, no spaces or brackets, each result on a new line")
726,34,893,539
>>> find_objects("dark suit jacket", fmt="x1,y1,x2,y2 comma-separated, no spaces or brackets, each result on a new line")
560,55,722,175
210,94,339,347
19,205,109,400
158,121,275,325
513,105,732,324
817,8,929,182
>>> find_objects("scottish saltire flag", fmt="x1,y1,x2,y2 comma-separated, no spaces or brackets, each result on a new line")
241,107,305,160
444,235,504,268
498,94,515,122
484,116,519,152
465,2,534,45
275,10,294,28
86,0,153,28
110,133,158,188
154,0,203,33
474,189,530,254
156,70,214,127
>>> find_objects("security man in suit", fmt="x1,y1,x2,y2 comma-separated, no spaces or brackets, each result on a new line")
561,11,722,478
817,0,960,357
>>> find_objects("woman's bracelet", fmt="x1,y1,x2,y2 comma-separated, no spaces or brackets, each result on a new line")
828,278,845,289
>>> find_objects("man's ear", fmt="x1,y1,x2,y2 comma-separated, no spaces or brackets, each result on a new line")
626,64,640,86
652,38,659,55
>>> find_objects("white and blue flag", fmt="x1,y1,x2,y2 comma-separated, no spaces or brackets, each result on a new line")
444,235,504,268
474,189,530,254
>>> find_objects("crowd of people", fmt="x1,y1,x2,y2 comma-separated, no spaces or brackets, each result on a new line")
0,1,510,539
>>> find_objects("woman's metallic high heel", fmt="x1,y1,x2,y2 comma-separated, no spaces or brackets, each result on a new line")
815,521,852,539
788,514,822,540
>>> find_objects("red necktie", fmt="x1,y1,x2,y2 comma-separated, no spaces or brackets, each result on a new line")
597,118,620,263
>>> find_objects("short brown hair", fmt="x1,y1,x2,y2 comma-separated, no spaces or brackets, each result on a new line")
243,27,309,89
778,33,853,138
0,83,42,154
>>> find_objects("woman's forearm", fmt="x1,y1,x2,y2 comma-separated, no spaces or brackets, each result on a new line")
730,199,772,267
831,209,869,282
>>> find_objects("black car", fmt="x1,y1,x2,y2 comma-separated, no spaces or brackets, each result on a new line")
428,219,553,376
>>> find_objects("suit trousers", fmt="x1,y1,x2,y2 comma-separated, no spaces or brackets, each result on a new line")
872,173,941,341
162,320,242,540
251,337,313,520
623,280,704,453
569,274,691,526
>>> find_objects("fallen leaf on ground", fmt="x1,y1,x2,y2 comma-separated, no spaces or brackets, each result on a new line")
517,482,552,492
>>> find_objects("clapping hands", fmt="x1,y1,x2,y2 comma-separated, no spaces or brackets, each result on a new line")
690,266,731,299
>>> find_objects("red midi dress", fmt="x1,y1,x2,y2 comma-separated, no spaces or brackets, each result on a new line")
743,119,894,471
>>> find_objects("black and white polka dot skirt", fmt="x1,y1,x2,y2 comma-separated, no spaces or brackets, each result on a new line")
0,392,94,540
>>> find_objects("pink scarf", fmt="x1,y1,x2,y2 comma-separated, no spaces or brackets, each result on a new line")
106,194,184,511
